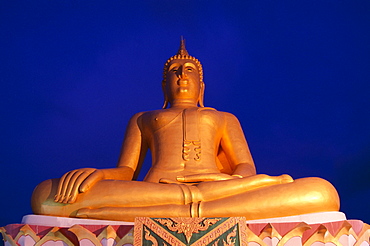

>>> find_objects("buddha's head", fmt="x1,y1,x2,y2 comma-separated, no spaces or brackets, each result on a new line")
162,38,204,108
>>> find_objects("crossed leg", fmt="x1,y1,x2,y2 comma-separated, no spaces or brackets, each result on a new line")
31,175,339,222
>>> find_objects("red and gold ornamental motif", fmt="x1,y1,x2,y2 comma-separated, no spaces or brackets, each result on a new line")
134,217,246,245
1,217,370,246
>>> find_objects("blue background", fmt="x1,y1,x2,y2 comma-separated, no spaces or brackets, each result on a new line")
1,1,369,227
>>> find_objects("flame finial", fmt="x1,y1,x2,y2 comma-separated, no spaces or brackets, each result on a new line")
177,36,189,56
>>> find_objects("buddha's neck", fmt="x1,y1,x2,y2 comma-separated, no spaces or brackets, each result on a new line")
169,100,198,108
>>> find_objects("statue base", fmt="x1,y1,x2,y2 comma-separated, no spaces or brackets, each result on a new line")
1,213,369,246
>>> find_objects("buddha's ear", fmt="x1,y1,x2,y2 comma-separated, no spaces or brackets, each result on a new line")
162,81,169,109
198,82,205,107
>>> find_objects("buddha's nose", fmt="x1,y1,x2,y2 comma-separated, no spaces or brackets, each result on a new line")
177,67,187,78
177,68,188,85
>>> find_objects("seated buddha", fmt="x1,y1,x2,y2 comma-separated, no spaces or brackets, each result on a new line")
31,39,340,222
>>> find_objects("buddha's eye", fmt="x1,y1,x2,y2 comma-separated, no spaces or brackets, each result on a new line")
171,68,178,73
186,67,193,72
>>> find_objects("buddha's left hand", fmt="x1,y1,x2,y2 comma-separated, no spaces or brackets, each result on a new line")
176,173,241,183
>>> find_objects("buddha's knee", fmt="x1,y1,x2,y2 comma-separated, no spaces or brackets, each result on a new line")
296,177,340,211
31,178,58,214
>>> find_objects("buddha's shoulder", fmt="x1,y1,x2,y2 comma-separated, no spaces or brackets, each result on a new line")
199,107,238,119
133,107,239,120
135,109,181,124
138,109,176,118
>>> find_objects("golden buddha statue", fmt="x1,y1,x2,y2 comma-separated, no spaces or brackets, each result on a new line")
31,38,340,222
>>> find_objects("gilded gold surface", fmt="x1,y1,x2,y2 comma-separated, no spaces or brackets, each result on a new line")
31,38,340,222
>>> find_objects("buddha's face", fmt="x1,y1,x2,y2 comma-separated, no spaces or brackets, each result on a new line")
164,59,201,106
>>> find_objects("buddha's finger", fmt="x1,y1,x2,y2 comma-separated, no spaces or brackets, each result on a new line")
177,174,212,182
55,172,69,202
55,171,75,202
177,175,201,182
57,170,78,203
79,170,103,193
159,178,180,184
62,170,87,203
247,174,293,187
178,173,232,182
67,171,94,203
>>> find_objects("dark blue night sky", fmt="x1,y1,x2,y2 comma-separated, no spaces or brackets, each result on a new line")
1,1,369,227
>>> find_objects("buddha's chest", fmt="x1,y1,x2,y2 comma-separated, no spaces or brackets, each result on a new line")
141,108,222,138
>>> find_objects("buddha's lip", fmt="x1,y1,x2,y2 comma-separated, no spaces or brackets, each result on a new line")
178,79,189,86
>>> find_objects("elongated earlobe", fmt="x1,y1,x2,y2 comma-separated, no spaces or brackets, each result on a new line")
162,81,169,109
198,82,205,107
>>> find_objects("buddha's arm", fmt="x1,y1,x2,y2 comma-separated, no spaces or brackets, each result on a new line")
54,112,147,204
116,112,148,180
220,112,256,177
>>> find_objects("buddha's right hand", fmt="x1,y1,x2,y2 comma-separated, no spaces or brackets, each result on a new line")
54,168,104,204
176,173,237,182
